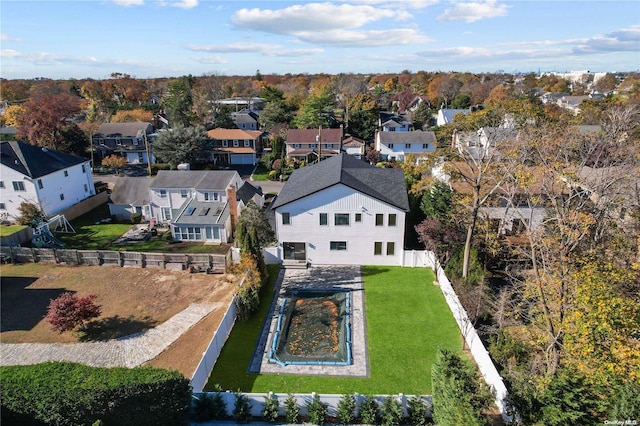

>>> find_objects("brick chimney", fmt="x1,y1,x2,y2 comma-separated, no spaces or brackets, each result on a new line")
227,185,238,234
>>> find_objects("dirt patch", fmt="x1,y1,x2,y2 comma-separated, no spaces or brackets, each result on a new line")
1,263,239,346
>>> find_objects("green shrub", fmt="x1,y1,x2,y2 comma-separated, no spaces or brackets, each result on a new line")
380,395,404,426
0,362,191,426
232,392,253,423
431,349,492,426
284,394,300,423
150,163,171,175
262,393,280,422
359,395,379,425
130,212,142,223
306,394,327,425
336,393,356,424
191,392,227,422
407,395,432,426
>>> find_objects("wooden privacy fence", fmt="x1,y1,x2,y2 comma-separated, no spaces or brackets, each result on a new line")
0,246,231,273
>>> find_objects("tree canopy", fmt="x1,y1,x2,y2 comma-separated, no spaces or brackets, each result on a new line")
152,126,210,168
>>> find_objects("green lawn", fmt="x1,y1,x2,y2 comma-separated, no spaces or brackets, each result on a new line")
0,225,27,237
251,164,271,181
205,265,462,395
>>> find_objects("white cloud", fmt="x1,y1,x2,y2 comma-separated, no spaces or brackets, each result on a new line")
170,0,198,9
186,42,324,57
1,33,10,41
572,26,640,54
192,55,227,65
437,0,509,23
299,28,432,46
233,3,399,33
112,0,144,6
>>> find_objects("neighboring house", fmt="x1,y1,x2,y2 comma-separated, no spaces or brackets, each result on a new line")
557,95,589,115
341,134,366,159
107,177,152,221
271,153,409,266
237,181,265,210
406,95,430,113
378,112,411,132
374,130,437,163
231,109,260,131
453,127,519,161
216,97,264,112
285,127,343,162
206,128,264,166
436,108,470,126
148,170,244,243
0,140,95,222
93,122,156,165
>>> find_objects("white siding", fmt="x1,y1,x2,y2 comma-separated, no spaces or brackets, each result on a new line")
0,165,39,221
275,184,405,266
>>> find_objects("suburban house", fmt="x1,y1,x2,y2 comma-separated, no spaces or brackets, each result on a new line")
0,140,95,222
285,127,343,162
453,127,519,161
270,153,409,266
148,170,245,243
216,97,264,112
374,130,437,163
206,128,264,165
406,95,430,113
93,122,156,165
378,112,411,132
341,134,366,159
436,108,471,126
231,109,260,131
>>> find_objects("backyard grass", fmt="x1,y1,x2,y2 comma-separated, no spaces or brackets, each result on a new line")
0,225,28,237
55,204,228,254
205,265,462,395
250,164,271,181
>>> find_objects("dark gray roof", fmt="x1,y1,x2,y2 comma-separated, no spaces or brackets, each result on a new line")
172,200,229,226
94,122,153,138
108,177,151,206
151,170,239,190
377,130,436,144
237,181,263,204
271,153,409,211
1,140,88,178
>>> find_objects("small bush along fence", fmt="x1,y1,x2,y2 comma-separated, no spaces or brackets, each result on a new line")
190,391,433,425
1,362,191,426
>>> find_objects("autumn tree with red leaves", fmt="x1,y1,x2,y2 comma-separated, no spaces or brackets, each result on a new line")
45,292,102,333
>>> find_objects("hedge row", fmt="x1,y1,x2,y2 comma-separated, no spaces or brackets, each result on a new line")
0,362,191,426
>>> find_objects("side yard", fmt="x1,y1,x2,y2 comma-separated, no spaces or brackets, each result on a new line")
206,265,462,395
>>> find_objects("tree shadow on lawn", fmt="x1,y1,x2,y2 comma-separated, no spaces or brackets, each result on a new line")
78,315,158,341
0,276,68,332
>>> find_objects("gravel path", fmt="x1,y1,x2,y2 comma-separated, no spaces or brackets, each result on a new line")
0,304,215,368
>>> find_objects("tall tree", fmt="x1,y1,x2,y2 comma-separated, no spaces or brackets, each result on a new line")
412,101,432,130
163,75,196,128
153,126,209,168
346,93,378,141
16,93,83,153
293,86,336,129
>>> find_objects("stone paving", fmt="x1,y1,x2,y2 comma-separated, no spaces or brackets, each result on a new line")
250,265,369,378
0,304,215,368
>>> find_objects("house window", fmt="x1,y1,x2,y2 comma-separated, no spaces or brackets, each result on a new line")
84,184,88,192
204,192,218,201
159,189,167,198
161,207,172,221
374,242,383,255
324,144,332,149
375,214,384,226
293,143,301,148
0,203,5,210
422,144,430,149
309,144,317,148
116,138,122,146
319,213,328,226
330,241,347,251
64,170,69,177
222,140,228,147
138,153,144,163
405,143,411,148
243,140,250,147
282,212,291,225
133,138,139,146
334,213,349,226
355,213,362,222
388,143,394,148
388,214,397,226
180,189,189,198
233,140,239,147
176,226,202,241
37,179,43,189
59,193,65,201
82,165,86,173
0,181,4,188
12,181,25,191
386,242,395,255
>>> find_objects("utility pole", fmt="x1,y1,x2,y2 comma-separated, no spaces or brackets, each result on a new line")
144,131,152,177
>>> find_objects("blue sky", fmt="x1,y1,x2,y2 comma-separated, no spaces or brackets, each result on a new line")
1,0,639,80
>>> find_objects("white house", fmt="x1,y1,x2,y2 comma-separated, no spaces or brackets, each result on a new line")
148,170,244,243
436,108,470,126
93,122,156,165
341,134,366,159
107,177,152,221
0,141,95,222
378,112,411,132
374,130,437,163
270,153,409,266
453,127,519,161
